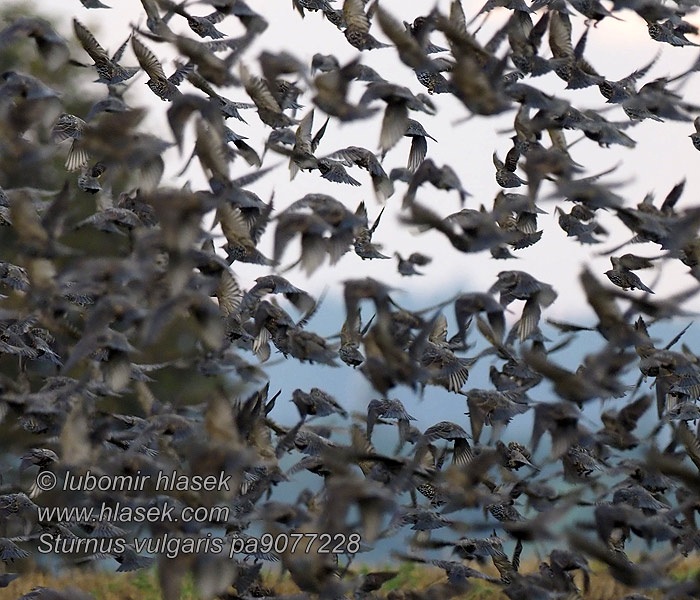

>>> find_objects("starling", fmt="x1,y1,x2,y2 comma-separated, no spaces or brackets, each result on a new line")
605,257,654,293
354,202,389,260
690,116,700,150
0,17,69,70
3,0,700,595
563,444,603,482
73,19,138,84
240,63,297,129
293,0,336,17
367,398,415,441
404,119,437,172
131,37,189,101
493,150,527,188
77,162,106,194
0,538,29,563
569,0,622,25
291,388,348,419
403,158,470,207
342,0,390,51
170,4,227,39
327,146,394,201
395,252,431,276
548,12,603,89
51,113,88,171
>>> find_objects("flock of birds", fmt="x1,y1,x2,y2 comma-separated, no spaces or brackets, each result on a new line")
3,0,700,599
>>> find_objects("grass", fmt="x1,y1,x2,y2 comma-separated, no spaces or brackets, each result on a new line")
2,558,700,600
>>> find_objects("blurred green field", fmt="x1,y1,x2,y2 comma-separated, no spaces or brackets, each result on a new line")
2,558,700,600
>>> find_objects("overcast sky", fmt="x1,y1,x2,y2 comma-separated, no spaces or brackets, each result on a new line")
30,0,700,442
33,0,700,327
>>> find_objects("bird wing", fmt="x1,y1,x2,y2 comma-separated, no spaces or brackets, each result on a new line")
132,37,167,81
241,63,283,113
73,19,110,62
548,11,574,59
344,0,370,36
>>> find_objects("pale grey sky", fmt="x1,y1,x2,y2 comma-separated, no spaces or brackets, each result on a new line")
37,0,700,325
